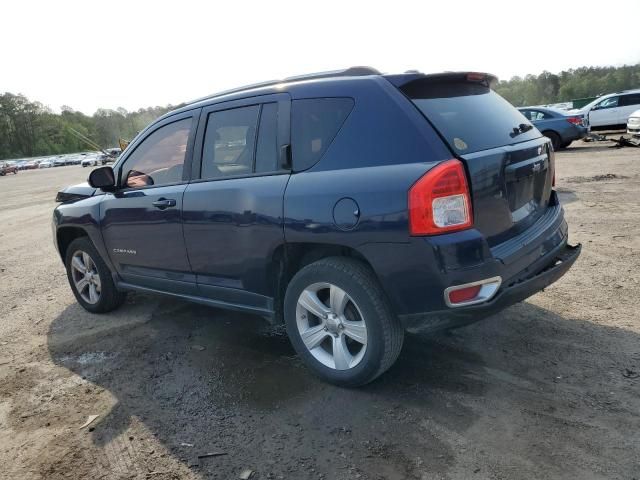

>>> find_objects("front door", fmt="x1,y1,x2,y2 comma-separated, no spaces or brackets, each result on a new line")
589,96,620,127
182,95,291,315
101,112,199,293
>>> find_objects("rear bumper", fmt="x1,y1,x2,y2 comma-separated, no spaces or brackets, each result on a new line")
398,242,580,331
358,192,580,331
565,125,589,142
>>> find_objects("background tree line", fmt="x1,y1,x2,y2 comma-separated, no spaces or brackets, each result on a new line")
1,64,639,160
495,64,640,107
0,95,177,160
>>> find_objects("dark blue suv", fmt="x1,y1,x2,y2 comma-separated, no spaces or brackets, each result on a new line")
53,67,580,386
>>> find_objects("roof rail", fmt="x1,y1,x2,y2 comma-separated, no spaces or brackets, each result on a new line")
189,66,381,105
282,66,381,82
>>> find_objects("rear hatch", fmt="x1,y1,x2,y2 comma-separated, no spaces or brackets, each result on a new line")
389,73,555,246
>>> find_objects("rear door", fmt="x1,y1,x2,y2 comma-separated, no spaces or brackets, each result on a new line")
618,93,640,124
182,94,291,314
396,75,554,246
100,111,199,293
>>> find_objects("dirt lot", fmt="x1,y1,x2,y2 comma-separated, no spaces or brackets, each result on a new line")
1,143,639,480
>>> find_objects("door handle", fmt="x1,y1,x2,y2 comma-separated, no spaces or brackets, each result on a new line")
152,198,177,209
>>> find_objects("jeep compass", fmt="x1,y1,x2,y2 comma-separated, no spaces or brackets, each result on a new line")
53,67,581,386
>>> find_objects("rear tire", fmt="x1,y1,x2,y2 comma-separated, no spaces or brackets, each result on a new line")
284,257,404,387
543,131,561,150
64,237,126,313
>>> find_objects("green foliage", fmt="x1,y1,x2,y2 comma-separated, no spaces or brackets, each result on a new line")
0,93,177,160
495,64,640,107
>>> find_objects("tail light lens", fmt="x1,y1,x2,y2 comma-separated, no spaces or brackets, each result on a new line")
409,159,473,235
566,116,583,126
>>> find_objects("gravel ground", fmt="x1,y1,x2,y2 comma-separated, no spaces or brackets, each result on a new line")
0,142,639,480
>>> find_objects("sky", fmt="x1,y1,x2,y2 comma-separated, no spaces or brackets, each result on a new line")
2,0,639,115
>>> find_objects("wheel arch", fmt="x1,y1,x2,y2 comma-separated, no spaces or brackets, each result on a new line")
56,226,90,261
541,129,561,147
269,242,379,324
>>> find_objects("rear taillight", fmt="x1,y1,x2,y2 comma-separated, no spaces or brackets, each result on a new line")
408,159,473,235
566,116,582,126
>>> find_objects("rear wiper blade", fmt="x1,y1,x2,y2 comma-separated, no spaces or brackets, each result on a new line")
510,123,534,138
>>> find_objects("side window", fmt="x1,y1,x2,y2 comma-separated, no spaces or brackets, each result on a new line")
201,103,281,179
527,110,552,121
291,98,354,171
122,118,191,189
255,103,279,173
598,97,619,109
619,94,640,107
520,110,532,121
202,106,260,179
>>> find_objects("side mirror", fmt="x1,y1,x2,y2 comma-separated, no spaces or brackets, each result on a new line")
88,166,116,191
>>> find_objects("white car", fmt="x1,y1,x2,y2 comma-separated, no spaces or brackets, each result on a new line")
39,160,53,168
573,90,640,129
81,156,100,167
627,109,640,137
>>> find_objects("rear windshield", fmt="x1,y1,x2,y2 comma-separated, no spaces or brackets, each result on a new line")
403,82,540,154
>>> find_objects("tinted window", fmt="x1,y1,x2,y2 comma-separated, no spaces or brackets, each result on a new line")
619,94,640,107
405,82,538,154
122,118,191,189
291,98,354,170
202,106,260,179
255,103,278,173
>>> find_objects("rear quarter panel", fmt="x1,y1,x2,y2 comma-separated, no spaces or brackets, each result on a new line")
284,77,454,314
284,77,451,246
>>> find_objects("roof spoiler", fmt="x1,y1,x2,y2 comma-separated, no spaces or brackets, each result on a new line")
385,71,499,90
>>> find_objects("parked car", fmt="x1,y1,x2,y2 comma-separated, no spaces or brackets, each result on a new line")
0,161,19,175
518,106,588,149
53,68,580,386
627,109,640,137
81,155,100,167
24,160,40,170
101,148,121,165
53,156,68,167
572,89,640,130
39,159,54,168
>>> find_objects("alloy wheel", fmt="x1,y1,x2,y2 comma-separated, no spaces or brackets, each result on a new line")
295,282,367,370
70,250,102,304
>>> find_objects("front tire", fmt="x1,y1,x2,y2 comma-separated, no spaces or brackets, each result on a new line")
284,257,404,387
64,237,126,313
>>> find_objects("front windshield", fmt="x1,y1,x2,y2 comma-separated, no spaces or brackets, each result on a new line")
577,96,607,111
